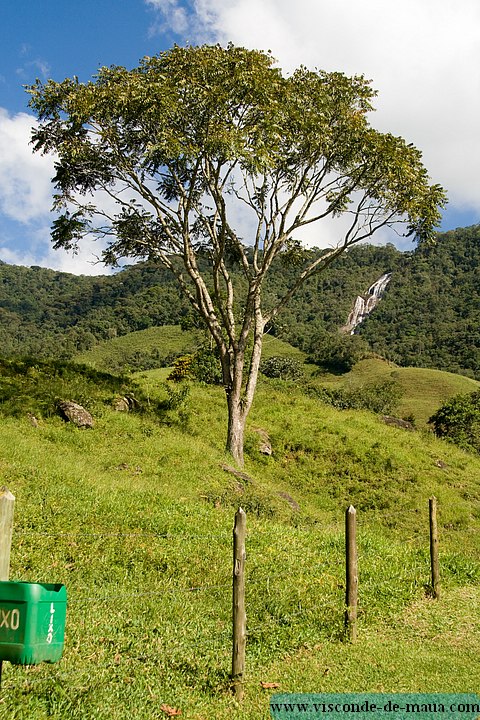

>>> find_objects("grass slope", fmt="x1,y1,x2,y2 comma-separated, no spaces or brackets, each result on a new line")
77,324,480,428
261,335,307,362
0,370,479,719
75,325,202,371
315,357,480,426
76,325,307,373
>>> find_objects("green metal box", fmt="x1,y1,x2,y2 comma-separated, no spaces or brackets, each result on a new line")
0,581,67,664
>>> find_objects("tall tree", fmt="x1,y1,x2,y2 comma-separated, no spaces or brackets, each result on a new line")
28,44,445,466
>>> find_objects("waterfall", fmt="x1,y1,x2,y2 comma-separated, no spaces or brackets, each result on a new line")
342,272,392,334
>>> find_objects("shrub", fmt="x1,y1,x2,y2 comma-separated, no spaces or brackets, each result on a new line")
167,355,195,382
158,382,191,427
190,346,223,385
429,391,480,453
260,356,304,381
307,332,368,373
167,347,222,385
160,382,190,410
309,379,403,415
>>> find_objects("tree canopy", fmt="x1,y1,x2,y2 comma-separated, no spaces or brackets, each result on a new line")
28,44,446,465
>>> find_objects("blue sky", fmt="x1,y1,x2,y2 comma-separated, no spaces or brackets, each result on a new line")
1,0,479,274
1,1,172,113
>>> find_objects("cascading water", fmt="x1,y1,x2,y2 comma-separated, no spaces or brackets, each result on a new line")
342,272,392,334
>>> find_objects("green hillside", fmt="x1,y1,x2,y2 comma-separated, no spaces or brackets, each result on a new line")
0,225,478,718
315,358,479,427
75,325,202,372
1,225,479,378
360,224,480,377
76,327,478,429
0,363,478,718
76,325,307,373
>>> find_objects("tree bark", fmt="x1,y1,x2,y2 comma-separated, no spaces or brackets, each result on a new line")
225,308,265,467
226,391,246,467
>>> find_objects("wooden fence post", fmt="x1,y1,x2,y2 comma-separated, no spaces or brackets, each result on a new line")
0,487,15,581
345,504,358,642
429,496,440,599
232,507,246,702
0,487,15,688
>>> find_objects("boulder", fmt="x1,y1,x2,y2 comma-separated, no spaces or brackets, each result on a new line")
113,397,130,412
58,400,94,428
113,395,140,412
382,415,414,431
252,427,273,456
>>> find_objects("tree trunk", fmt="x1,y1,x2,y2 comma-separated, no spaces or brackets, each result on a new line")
220,293,265,467
225,321,265,467
226,389,246,467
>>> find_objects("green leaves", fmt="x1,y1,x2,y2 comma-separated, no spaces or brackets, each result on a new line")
429,391,480,453
51,210,88,252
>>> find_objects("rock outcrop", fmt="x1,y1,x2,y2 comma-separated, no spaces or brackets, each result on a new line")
58,401,94,428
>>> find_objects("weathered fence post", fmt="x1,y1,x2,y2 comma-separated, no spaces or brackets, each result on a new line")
429,496,440,599
0,487,15,688
0,487,15,582
232,507,246,702
345,504,358,642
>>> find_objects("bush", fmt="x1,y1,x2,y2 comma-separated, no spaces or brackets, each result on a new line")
260,356,304,381
429,391,480,453
307,332,368,373
309,379,403,415
167,347,222,385
190,346,223,385
167,355,195,382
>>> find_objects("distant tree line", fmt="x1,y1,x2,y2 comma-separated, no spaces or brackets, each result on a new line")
0,243,402,358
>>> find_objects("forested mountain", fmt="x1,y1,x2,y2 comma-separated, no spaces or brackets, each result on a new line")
359,225,480,378
0,225,478,377
0,243,402,359
0,263,189,358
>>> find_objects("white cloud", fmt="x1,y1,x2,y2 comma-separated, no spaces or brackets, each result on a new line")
0,223,113,276
0,109,116,275
15,58,51,81
0,108,55,223
145,0,190,36
3,0,480,275
40,242,114,276
147,0,480,218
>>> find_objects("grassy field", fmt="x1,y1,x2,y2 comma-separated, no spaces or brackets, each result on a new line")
314,357,479,427
0,365,479,719
76,324,479,428
76,326,306,373
75,326,202,371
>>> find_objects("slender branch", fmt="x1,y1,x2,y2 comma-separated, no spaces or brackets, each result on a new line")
203,159,252,281
264,245,345,324
264,204,396,324
242,293,265,415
